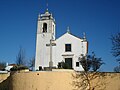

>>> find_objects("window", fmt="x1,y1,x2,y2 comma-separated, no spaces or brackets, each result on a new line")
76,62,79,67
65,44,71,52
43,23,47,32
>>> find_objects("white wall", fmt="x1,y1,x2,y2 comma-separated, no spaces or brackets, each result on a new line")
52,32,87,71
35,12,55,70
35,33,52,70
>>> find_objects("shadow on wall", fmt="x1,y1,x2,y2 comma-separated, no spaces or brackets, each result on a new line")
72,72,120,90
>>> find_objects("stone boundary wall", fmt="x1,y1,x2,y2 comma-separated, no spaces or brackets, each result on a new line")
0,73,10,83
0,70,120,90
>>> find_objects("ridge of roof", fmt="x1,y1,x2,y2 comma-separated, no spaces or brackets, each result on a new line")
56,32,84,41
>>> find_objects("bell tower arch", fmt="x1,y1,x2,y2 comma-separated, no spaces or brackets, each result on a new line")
43,23,47,33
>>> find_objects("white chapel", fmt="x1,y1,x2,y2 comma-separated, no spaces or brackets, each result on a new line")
35,9,88,71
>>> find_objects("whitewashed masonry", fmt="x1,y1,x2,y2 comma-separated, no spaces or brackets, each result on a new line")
35,9,88,71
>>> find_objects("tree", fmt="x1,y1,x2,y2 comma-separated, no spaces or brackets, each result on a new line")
80,55,91,71
114,66,120,72
16,47,26,66
111,32,120,72
0,61,6,70
80,52,104,71
29,56,35,71
91,52,104,71
10,47,29,71
111,33,120,61
73,53,105,90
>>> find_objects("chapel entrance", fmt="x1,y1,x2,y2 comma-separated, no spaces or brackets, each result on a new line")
65,58,72,69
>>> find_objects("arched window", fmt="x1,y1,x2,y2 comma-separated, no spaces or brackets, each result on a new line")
43,23,47,33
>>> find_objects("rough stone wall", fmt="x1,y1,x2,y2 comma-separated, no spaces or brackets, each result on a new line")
0,73,9,83
0,73,11,90
10,71,73,90
0,71,120,90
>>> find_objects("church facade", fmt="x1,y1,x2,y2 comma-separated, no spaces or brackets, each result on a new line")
35,9,88,71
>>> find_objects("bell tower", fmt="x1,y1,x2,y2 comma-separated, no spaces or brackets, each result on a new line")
35,9,56,70
37,9,55,39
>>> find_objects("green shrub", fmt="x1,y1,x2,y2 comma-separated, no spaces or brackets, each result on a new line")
10,65,28,71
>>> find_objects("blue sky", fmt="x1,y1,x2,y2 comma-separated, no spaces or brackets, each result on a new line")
0,0,120,71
